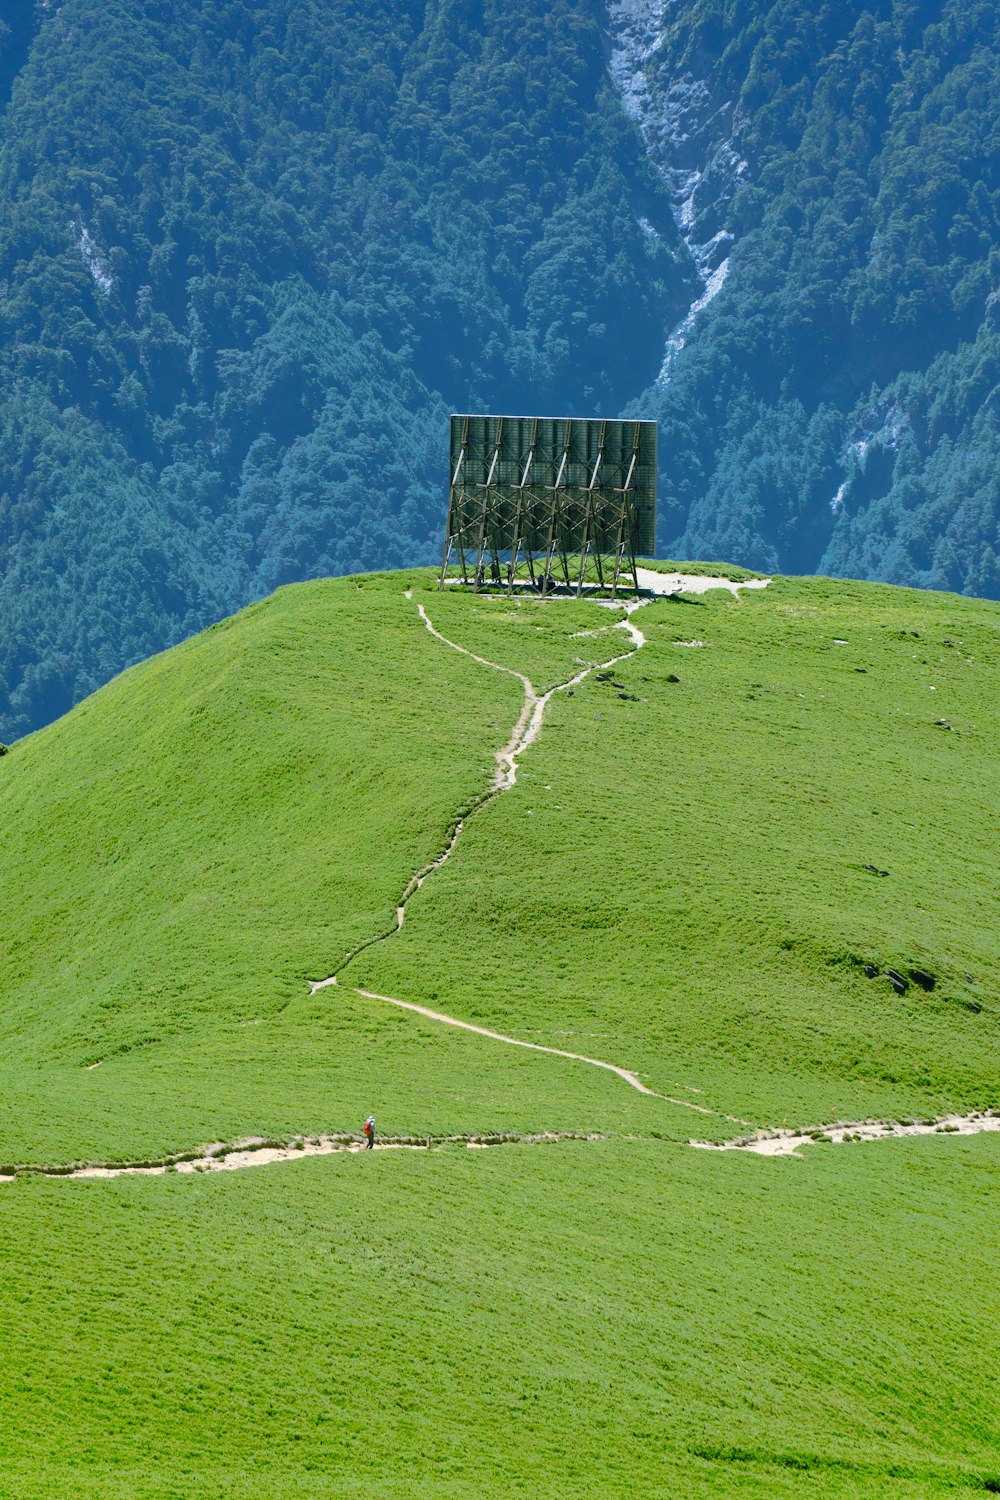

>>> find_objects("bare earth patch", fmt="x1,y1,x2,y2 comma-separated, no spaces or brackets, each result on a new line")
692,1111,1000,1156
635,568,771,596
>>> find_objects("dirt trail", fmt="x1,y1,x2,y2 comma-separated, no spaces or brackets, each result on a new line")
0,1131,604,1184
308,592,759,1117
310,596,647,985
21,577,990,1185
318,977,737,1115
310,594,673,1103
413,596,647,787
692,1110,1000,1156
7,1111,997,1185
352,984,664,1097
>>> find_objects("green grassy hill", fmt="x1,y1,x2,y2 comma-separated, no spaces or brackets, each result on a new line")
1,569,998,1496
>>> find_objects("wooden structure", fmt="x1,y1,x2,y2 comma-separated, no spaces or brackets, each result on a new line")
439,414,656,596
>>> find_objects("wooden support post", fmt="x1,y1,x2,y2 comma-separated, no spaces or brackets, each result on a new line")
455,531,469,586
583,421,605,595
576,538,590,597
472,491,490,593
506,531,521,596
540,502,558,597
627,515,640,594
441,417,470,590
610,498,627,599
438,537,453,591
576,496,592,598
439,492,454,590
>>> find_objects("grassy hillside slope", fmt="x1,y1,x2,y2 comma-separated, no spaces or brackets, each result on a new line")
361,572,1000,1126
0,573,709,1161
0,568,998,1496
2,1139,999,1498
2,568,995,1159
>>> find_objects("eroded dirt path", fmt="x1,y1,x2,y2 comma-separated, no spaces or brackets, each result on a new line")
0,1131,605,1184
693,1110,1000,1156
412,595,647,789
309,593,678,1103
6,1111,997,1185
0,1134,605,1182
303,586,997,1153
352,985,663,1097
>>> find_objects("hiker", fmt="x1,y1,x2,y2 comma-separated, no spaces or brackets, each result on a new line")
363,1115,376,1150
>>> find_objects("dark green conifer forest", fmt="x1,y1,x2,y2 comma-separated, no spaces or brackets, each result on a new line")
1,0,998,737
633,0,1000,598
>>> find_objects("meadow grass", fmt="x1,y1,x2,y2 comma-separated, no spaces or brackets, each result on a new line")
0,571,703,1161
0,571,519,1157
0,567,998,1495
360,574,1000,1128
643,557,770,581
419,582,623,689
1,1136,997,1497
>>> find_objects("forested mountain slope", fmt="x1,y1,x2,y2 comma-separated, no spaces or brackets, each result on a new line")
2,0,1000,739
619,0,1000,595
0,0,690,738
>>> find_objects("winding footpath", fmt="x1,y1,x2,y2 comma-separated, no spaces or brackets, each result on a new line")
307,595,647,986
352,986,662,1098
0,1131,604,1185
308,594,696,1102
6,1111,997,1185
304,589,998,1160
694,1110,1000,1157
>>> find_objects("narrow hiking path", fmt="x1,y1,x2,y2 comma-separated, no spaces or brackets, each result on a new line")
415,596,647,788
6,1111,997,1185
303,587,995,1148
694,1110,1000,1157
0,1131,605,1184
307,590,706,1107
308,592,648,983
352,985,664,1099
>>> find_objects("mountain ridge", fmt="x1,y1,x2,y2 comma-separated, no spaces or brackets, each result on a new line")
0,0,687,738
618,0,1000,597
